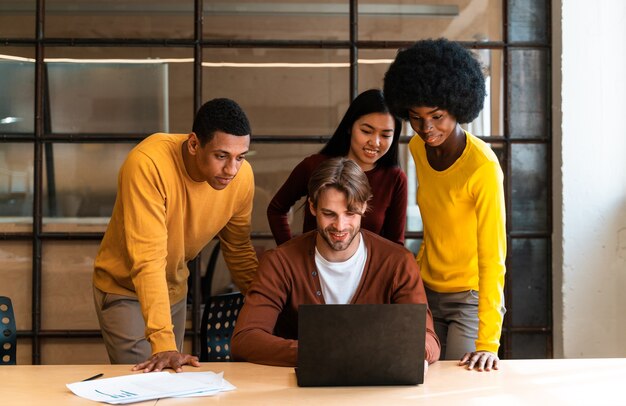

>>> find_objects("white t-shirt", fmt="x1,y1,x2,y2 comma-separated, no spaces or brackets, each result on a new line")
314,233,367,304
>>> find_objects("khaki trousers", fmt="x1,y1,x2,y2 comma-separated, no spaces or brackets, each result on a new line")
93,286,186,364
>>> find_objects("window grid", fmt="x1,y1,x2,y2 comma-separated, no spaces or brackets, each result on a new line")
0,0,551,363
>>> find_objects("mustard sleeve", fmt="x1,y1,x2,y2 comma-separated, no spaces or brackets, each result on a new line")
120,151,177,354
469,161,507,353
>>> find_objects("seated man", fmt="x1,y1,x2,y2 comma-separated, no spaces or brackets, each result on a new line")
232,157,440,366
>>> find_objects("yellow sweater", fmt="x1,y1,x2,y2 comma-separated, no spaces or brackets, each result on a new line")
409,132,506,353
94,133,258,354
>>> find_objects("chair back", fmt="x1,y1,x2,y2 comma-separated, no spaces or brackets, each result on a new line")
200,292,244,362
1,296,17,365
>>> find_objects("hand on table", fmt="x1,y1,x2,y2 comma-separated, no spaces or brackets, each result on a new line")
459,351,499,372
132,350,200,373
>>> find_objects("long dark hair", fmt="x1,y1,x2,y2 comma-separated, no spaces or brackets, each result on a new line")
319,89,401,168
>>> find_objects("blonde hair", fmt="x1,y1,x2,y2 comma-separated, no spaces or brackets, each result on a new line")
308,157,372,213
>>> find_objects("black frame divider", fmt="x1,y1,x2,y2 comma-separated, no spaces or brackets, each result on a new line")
0,0,552,363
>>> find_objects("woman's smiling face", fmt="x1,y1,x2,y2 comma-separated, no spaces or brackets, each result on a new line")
346,112,395,171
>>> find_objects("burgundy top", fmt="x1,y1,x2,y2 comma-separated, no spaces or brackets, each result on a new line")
231,230,441,367
267,154,408,245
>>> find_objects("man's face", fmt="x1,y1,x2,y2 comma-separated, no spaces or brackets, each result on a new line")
186,131,250,190
309,187,365,262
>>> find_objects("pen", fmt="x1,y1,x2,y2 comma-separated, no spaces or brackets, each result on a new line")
82,373,103,382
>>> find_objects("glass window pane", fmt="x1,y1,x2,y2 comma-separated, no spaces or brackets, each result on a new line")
509,49,549,138
42,143,134,224
42,242,100,330
359,0,502,42
0,1,35,38
508,0,548,43
41,338,109,364
404,238,422,257
467,49,504,138
48,64,168,134
44,47,194,135
247,142,323,234
510,238,549,327
204,1,348,41
45,0,194,39
511,332,549,359
403,138,421,234
358,49,395,94
203,48,349,136
0,242,32,330
511,143,548,232
0,48,36,135
0,143,33,225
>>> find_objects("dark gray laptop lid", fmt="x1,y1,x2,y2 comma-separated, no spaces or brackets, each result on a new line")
297,303,426,387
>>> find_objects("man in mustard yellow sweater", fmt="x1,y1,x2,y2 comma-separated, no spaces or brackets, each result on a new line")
93,98,258,372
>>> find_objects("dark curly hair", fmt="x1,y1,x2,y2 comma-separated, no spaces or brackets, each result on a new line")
383,38,486,124
319,89,402,168
192,98,251,145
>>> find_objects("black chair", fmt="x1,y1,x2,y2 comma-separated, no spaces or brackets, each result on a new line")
201,241,223,304
0,296,17,365
200,292,245,362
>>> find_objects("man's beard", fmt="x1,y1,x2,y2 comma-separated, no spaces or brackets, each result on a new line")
319,224,360,252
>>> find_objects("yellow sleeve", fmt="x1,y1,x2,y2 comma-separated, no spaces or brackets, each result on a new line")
219,163,259,294
120,151,177,354
469,161,507,353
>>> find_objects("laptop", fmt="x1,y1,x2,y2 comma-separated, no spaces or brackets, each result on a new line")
296,303,426,387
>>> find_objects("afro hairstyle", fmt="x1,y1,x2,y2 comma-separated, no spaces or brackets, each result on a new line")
383,38,486,124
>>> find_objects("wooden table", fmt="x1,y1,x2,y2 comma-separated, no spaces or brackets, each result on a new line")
2,359,626,405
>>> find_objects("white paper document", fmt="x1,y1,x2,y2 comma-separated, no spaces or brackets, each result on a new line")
66,371,235,404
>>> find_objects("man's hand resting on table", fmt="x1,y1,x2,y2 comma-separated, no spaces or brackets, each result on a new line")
132,351,201,373
459,351,499,372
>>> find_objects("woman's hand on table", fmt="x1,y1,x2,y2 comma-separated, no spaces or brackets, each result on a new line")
459,351,499,372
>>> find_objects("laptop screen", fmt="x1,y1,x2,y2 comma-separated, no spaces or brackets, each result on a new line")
297,303,426,386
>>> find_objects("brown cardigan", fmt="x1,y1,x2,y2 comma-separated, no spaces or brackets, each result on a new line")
231,230,441,366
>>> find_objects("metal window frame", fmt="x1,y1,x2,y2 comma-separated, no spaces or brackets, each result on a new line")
0,0,551,363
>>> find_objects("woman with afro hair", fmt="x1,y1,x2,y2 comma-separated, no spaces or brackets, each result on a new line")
384,38,506,372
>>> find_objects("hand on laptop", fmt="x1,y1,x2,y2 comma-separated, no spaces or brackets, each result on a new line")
459,351,499,372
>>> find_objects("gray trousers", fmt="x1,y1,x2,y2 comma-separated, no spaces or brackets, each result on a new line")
93,286,186,364
425,287,481,360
